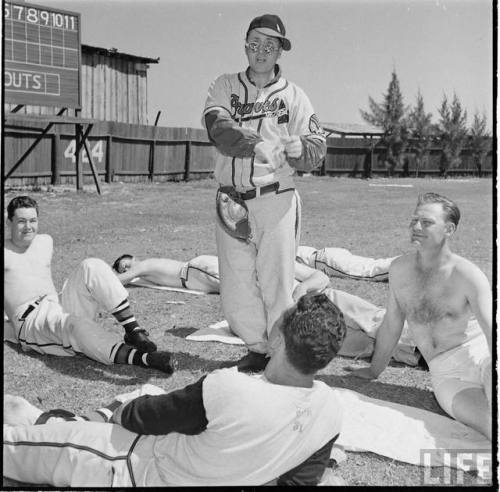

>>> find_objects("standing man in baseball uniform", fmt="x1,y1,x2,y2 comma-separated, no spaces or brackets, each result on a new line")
202,14,326,371
4,196,174,374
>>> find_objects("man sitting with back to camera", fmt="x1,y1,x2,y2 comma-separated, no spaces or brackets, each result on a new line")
4,292,346,487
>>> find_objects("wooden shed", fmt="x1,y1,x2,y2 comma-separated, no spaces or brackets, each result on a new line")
4,44,159,125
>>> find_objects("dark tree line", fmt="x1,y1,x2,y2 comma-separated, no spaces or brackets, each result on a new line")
360,70,491,177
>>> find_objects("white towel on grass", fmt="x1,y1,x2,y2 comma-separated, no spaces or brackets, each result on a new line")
335,388,491,474
186,320,245,345
109,383,490,475
128,277,207,295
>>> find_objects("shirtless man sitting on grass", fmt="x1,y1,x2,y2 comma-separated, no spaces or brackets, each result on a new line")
348,193,492,440
4,196,174,374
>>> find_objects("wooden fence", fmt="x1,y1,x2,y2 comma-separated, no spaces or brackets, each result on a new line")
3,118,493,187
322,137,493,177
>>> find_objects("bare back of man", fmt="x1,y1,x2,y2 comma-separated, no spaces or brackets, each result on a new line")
4,234,58,321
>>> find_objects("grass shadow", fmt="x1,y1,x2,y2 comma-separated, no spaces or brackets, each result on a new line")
318,373,444,416
5,342,170,385
168,325,198,338
172,351,238,372
5,341,237,385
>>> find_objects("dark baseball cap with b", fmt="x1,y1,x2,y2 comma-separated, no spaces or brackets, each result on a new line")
246,14,291,51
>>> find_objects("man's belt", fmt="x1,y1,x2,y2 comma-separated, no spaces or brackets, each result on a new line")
221,182,293,201
20,296,45,320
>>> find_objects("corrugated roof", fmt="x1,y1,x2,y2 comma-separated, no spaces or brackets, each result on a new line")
82,44,159,64
322,122,383,137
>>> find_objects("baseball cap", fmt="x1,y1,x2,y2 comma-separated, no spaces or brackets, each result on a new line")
246,14,291,51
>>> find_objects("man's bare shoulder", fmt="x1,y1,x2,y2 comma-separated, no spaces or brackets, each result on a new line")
451,253,490,284
389,253,416,275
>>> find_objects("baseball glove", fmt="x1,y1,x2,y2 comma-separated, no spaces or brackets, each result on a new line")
216,188,252,242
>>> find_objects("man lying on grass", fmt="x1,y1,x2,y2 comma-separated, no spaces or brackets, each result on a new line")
111,244,396,293
4,293,346,487
348,193,492,440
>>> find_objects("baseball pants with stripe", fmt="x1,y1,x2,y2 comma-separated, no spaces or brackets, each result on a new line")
4,258,129,365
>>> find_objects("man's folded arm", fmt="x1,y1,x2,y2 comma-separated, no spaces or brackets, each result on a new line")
112,376,208,435
204,109,263,158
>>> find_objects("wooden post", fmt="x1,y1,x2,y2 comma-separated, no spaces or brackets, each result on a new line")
105,135,113,183
75,123,83,191
368,137,374,179
184,140,192,181
148,139,156,181
51,128,61,185
82,132,102,195
154,111,161,126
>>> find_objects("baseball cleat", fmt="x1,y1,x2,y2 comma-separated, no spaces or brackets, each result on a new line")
146,351,176,375
124,329,157,353
236,351,269,373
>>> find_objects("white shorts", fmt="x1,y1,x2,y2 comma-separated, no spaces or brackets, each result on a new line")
429,334,491,418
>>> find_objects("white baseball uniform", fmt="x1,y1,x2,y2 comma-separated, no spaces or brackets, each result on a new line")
296,246,398,282
4,256,129,365
203,65,326,353
324,288,419,366
180,255,220,293
4,368,343,486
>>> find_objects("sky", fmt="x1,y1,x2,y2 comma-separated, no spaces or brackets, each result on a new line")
38,0,493,130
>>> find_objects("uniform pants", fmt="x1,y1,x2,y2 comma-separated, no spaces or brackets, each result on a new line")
296,246,397,282
216,190,300,353
5,258,128,364
3,385,167,487
3,421,141,487
325,288,419,366
181,255,220,293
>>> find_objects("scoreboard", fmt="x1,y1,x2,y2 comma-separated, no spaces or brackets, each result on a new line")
4,1,81,108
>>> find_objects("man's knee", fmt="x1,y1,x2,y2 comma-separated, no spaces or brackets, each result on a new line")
80,257,111,274
4,395,43,426
450,387,491,427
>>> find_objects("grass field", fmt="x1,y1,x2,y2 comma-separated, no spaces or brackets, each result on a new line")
3,176,494,486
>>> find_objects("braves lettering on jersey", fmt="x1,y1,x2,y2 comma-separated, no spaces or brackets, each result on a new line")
203,66,326,190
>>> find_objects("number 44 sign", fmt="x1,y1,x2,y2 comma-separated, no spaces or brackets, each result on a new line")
64,139,104,164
